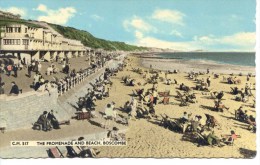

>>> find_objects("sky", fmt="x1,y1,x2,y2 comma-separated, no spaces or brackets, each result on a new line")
0,0,257,51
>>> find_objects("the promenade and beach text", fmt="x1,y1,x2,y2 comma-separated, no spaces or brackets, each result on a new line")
11,140,127,147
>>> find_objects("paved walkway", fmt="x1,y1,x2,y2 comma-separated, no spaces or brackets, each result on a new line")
0,54,129,158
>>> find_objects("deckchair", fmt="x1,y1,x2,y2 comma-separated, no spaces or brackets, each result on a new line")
234,110,239,120
193,132,208,145
116,116,129,126
76,112,91,120
48,146,64,158
172,119,184,130
160,114,176,130
179,97,189,106
210,92,217,99
159,90,170,97
230,87,236,94
246,118,256,132
176,91,184,98
182,86,191,92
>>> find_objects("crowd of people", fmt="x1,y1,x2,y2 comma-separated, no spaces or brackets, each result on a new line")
117,60,256,148
0,53,114,96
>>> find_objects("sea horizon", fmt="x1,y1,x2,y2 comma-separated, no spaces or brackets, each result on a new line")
155,52,255,67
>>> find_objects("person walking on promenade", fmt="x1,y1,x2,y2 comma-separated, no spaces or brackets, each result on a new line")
27,64,32,78
6,64,12,76
13,64,18,78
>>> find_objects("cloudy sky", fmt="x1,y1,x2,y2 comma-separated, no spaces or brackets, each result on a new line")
0,0,256,51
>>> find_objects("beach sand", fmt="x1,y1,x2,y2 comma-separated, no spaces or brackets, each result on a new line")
95,55,256,158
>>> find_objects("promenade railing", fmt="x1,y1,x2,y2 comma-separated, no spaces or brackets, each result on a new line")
57,60,112,96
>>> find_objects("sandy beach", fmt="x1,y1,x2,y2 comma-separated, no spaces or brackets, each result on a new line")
95,55,256,158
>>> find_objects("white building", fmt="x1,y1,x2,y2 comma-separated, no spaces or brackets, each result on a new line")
0,23,92,63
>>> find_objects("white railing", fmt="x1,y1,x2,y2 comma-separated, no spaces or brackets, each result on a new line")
57,55,124,96
57,65,102,96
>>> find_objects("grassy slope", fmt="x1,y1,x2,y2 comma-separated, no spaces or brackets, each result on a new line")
0,17,44,28
48,23,147,51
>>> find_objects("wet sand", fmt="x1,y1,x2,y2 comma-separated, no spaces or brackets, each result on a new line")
140,56,255,75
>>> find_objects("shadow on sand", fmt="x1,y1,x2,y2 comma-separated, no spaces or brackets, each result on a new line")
239,148,256,158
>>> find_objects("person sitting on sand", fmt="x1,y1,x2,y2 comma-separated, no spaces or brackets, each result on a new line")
165,79,172,85
136,88,144,100
238,110,249,123
232,87,239,95
124,101,131,113
235,106,247,121
248,115,255,123
85,96,95,111
129,79,135,86
185,94,196,103
180,83,184,90
107,127,123,141
191,115,203,133
235,91,249,103
242,110,248,121
227,77,233,84
180,112,189,124
214,100,229,112
216,91,224,100
180,112,192,133
207,131,221,147
142,92,151,105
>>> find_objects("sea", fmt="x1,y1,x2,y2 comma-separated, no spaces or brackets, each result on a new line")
157,52,255,67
